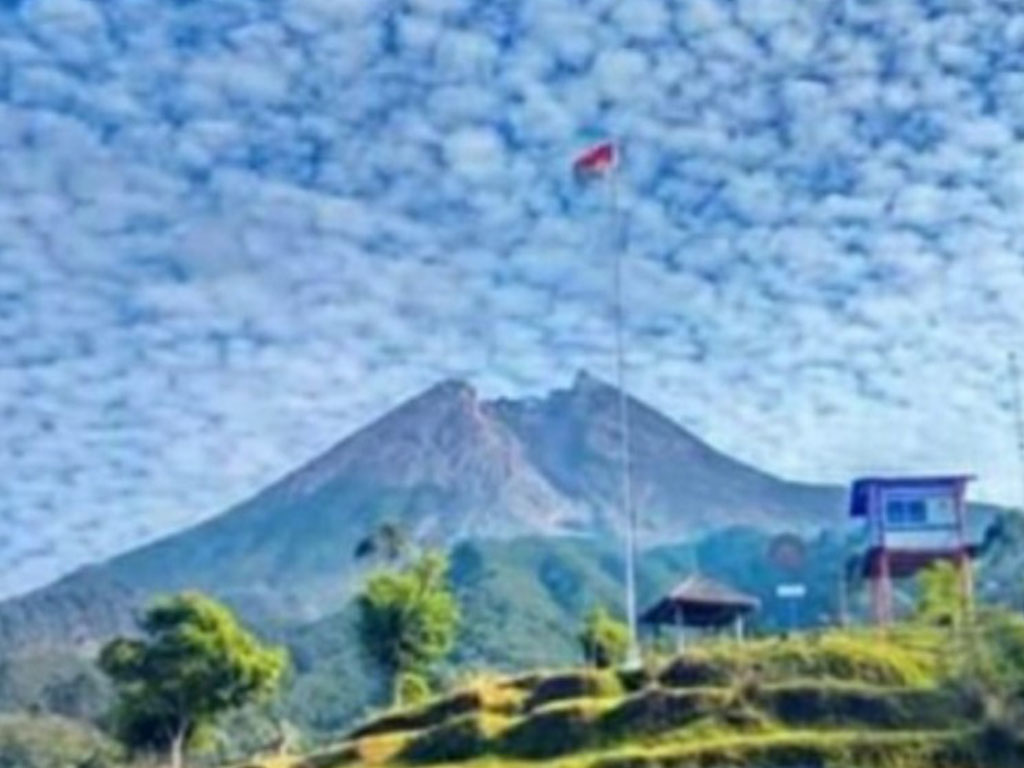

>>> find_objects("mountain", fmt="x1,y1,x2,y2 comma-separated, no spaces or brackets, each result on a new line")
0,373,845,653
494,372,842,537
281,527,852,732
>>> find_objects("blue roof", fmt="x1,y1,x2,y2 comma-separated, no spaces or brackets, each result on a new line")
848,475,974,518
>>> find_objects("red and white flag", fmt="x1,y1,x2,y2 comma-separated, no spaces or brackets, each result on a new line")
572,140,617,178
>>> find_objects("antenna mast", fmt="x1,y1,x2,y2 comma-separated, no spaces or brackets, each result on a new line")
1008,353,1024,513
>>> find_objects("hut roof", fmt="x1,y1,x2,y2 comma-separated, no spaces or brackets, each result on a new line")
640,574,760,628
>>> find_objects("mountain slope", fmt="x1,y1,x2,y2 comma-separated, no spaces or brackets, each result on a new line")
494,372,842,538
0,374,843,652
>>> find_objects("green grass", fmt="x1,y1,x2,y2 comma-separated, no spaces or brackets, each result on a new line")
274,627,1010,768
590,728,972,768
658,631,941,690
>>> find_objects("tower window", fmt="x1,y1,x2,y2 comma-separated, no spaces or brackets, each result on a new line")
885,498,927,527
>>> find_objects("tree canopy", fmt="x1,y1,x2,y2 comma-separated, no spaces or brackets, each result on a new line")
914,560,964,627
579,605,629,669
356,550,459,705
98,592,287,768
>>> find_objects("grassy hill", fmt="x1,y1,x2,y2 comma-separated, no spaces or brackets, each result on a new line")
279,528,849,733
245,626,1022,768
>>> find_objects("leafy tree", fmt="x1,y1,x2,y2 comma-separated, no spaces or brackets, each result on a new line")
914,560,964,627
357,551,459,705
579,606,629,669
945,608,1024,761
98,592,287,768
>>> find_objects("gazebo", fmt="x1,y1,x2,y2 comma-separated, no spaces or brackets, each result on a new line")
640,574,760,649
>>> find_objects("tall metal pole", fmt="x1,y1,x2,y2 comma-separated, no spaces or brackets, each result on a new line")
1008,353,1024,513
608,153,641,668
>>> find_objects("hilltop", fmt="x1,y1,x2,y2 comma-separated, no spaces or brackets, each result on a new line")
0,374,845,654
249,626,1019,768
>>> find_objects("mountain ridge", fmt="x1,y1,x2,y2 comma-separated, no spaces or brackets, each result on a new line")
0,373,843,653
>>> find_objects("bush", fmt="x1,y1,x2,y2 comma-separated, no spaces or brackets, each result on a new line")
591,729,966,768
500,701,605,759
617,664,656,693
658,632,938,691
399,714,501,764
600,687,731,740
579,607,630,669
758,682,976,729
758,633,937,686
970,718,1024,767
292,743,360,768
524,669,623,711
659,654,735,688
350,679,523,739
397,673,432,707
0,714,122,768
350,689,483,738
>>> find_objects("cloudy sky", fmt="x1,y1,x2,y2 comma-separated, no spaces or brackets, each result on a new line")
4,0,1024,597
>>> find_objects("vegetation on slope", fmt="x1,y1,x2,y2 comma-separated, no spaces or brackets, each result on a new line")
250,623,1024,768
0,713,122,768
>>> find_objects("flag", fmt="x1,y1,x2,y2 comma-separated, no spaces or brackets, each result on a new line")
573,141,617,178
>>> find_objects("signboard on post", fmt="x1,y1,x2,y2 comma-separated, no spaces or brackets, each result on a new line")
776,583,807,631
776,583,807,599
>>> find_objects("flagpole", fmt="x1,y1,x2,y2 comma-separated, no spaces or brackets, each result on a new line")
608,149,641,669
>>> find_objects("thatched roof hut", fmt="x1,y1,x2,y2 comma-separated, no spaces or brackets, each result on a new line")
640,574,760,630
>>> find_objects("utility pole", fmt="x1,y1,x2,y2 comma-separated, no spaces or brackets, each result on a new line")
1009,353,1024,513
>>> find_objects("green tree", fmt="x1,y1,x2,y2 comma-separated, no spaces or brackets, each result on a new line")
948,608,1024,761
356,551,459,706
98,592,287,768
579,606,629,669
914,560,964,627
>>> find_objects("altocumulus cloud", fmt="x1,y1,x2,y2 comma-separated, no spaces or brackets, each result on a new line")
2,0,1024,596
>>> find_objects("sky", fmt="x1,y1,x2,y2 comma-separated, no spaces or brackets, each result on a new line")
4,0,1024,598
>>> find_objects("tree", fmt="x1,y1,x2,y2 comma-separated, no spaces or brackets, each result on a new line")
356,551,459,706
98,592,287,768
914,560,964,627
579,606,629,669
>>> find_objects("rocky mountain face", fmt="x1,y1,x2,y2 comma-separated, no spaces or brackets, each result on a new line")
494,372,842,538
0,374,844,653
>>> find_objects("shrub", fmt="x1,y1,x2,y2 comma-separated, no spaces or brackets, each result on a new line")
658,653,735,688
349,689,484,738
658,632,938,691
758,682,976,729
591,729,965,768
617,664,656,693
971,718,1024,767
292,743,360,768
756,633,937,686
0,714,122,768
399,714,501,764
397,673,432,707
579,607,630,669
600,687,731,740
350,677,525,740
524,669,624,711
501,672,544,691
500,700,605,758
